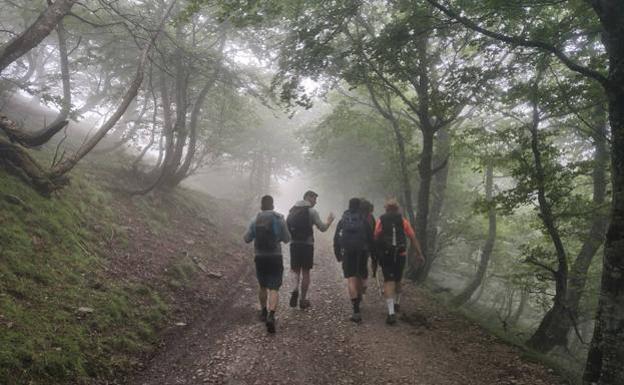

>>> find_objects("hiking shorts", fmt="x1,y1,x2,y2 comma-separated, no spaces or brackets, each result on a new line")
379,250,406,282
290,243,314,270
342,249,368,279
255,256,284,290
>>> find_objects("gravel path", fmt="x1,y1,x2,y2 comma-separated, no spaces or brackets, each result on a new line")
130,237,563,385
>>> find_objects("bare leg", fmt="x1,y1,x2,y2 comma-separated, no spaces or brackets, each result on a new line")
384,281,396,299
348,277,361,300
291,268,301,292
258,286,268,309
268,289,279,312
384,281,397,316
300,269,311,300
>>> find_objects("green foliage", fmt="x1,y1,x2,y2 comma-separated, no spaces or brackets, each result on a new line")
0,169,168,384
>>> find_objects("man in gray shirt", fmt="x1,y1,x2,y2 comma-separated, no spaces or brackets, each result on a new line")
244,195,291,333
286,190,334,309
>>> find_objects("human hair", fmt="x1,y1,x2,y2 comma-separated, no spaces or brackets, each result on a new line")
261,195,274,210
348,197,361,212
384,197,400,213
359,198,373,214
303,190,318,200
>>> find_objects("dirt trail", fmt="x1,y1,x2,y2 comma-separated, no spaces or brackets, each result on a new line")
130,236,562,385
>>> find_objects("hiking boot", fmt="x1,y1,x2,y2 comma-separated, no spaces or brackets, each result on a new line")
299,299,311,310
394,304,400,314
350,312,362,323
386,313,397,325
266,313,276,334
289,291,299,308
260,308,268,322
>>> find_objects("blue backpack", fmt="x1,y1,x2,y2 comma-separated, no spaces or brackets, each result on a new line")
255,213,277,251
340,211,366,251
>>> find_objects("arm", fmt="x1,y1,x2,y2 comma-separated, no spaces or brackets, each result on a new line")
310,207,334,232
403,219,424,261
243,220,255,243
333,220,343,261
365,218,374,251
373,218,382,240
278,216,291,244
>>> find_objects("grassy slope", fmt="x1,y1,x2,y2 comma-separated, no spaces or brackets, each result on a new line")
0,163,215,384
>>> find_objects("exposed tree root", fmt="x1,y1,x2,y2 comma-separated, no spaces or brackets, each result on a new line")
0,137,68,196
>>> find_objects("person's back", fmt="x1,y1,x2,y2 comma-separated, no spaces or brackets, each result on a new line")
339,209,368,251
373,198,423,325
286,190,334,310
243,195,290,333
377,211,407,256
251,210,288,257
333,198,372,322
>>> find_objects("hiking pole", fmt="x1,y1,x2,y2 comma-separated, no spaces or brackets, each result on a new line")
375,269,383,298
373,257,384,298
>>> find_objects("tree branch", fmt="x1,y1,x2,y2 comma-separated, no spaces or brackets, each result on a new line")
425,0,609,89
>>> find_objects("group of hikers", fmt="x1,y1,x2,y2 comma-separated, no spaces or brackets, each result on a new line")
243,190,424,333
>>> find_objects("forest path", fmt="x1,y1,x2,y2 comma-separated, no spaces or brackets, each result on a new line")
130,237,562,385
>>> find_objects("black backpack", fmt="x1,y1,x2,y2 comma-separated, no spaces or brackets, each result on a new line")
255,213,277,251
378,212,406,253
340,211,367,251
287,206,313,242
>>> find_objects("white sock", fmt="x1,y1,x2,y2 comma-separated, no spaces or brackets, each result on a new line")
386,298,395,315
396,292,401,305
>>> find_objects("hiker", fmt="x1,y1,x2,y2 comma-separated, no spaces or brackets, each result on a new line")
286,190,334,309
374,198,424,325
244,195,291,333
359,198,376,294
333,198,374,323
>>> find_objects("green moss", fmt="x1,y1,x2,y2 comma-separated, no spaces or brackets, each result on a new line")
0,169,172,384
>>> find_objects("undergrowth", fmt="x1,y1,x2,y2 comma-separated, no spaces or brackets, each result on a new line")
423,287,582,385
0,164,184,385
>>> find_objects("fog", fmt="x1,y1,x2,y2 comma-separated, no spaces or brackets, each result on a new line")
1,0,613,381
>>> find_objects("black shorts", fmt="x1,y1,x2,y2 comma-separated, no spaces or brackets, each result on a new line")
255,256,284,290
290,243,314,270
342,249,368,279
379,249,406,282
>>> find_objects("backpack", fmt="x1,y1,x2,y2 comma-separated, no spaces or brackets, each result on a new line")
287,206,312,242
339,210,367,251
255,213,277,251
378,212,406,254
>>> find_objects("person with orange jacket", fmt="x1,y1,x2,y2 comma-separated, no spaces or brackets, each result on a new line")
374,198,424,325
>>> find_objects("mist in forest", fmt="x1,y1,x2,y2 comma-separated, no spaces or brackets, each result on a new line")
2,0,624,384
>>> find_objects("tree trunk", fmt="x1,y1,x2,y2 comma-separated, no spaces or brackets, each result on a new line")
0,0,77,74
510,287,529,327
0,137,68,195
584,4,624,384
391,118,416,226
451,161,496,307
422,127,451,279
412,33,436,282
50,19,71,128
413,126,434,280
525,79,570,351
527,108,609,353
170,68,220,185
49,1,174,178
0,115,67,148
